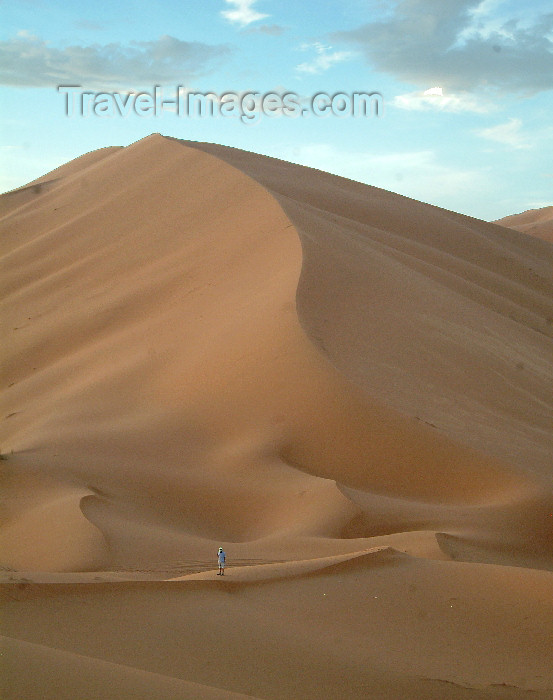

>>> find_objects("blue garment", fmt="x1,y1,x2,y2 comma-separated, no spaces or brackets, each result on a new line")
218,550,226,565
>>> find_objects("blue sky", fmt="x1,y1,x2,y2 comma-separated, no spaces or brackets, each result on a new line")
1,0,552,220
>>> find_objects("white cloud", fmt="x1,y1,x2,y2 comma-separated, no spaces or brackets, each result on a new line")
0,34,231,88
296,42,355,74
221,0,269,27
477,118,531,148
333,0,553,95
391,88,492,113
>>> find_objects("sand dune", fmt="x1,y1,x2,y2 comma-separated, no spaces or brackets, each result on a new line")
1,134,553,697
495,206,553,243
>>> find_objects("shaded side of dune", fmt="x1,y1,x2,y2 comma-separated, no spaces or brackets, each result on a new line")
183,140,553,481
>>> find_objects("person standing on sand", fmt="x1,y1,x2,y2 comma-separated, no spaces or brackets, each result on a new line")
217,547,226,575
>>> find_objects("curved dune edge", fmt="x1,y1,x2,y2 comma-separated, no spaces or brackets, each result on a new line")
338,482,553,569
0,484,109,572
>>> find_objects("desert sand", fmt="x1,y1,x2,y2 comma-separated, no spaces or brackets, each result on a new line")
1,133,552,698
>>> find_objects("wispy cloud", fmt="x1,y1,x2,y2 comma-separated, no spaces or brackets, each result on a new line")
0,34,231,88
221,0,269,27
333,0,553,95
391,88,492,113
477,118,531,149
296,42,354,75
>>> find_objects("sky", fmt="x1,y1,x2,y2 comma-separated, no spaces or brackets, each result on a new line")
1,0,552,220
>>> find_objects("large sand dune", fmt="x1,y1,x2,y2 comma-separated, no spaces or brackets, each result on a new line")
1,134,552,698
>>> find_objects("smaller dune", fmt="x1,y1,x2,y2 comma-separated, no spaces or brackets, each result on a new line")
168,546,405,583
494,205,553,242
